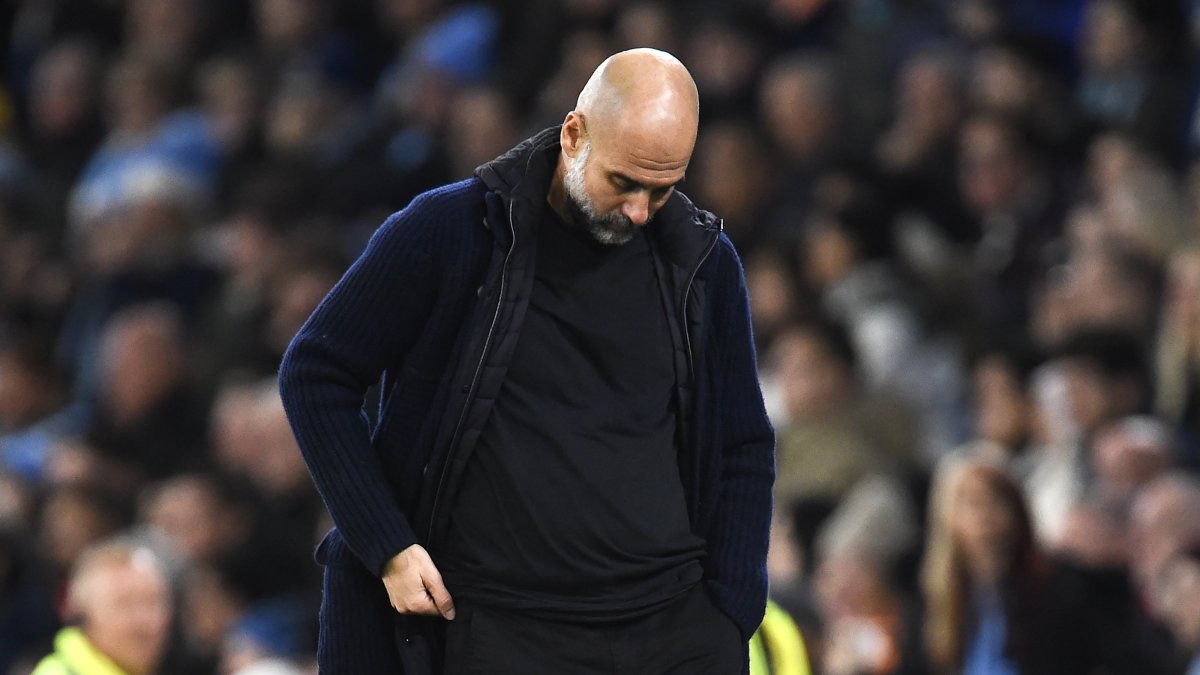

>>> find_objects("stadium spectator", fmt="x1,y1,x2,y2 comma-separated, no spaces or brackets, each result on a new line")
31,537,172,675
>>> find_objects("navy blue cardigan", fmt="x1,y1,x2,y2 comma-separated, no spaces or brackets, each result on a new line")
279,129,775,644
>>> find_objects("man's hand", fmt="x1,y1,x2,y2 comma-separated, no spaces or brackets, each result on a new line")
382,544,456,620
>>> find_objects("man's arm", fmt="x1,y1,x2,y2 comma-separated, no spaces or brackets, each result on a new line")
704,237,776,639
278,194,444,579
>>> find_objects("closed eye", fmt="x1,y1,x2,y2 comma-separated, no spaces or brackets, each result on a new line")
609,173,679,200
610,175,636,192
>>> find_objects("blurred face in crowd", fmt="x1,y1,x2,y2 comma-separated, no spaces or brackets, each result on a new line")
1059,251,1156,335
1187,161,1200,227
269,265,340,353
72,551,172,675
104,57,171,137
814,553,900,674
30,41,98,137
615,3,675,54
973,355,1032,450
1092,418,1174,498
126,0,203,62
1130,477,1200,593
1102,171,1190,264
98,307,186,425
959,116,1029,216
563,0,622,21
143,476,243,562
265,70,339,156
900,52,962,139
1164,250,1200,345
0,472,35,529
683,21,757,101
1156,554,1200,649
200,58,261,153
745,255,796,338
951,468,1019,582
1087,133,1150,203
759,58,834,163
769,0,830,26
950,0,1003,42
446,87,518,180
212,382,310,497
970,46,1039,115
772,328,853,421
244,393,310,498
802,217,857,290
38,488,120,571
211,383,261,475
0,350,57,431
182,565,245,654
377,0,440,38
1080,0,1143,72
1058,357,1116,435
690,122,769,229
815,553,891,621
1056,502,1129,567
255,0,323,52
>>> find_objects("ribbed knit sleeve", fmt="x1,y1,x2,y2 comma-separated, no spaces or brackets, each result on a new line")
705,235,776,640
278,188,459,577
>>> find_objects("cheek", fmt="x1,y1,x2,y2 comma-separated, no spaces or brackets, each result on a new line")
949,510,975,544
587,188,622,214
580,169,621,212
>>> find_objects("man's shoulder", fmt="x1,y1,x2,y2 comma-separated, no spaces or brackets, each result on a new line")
403,177,488,218
376,178,491,251
703,231,746,280
30,655,69,675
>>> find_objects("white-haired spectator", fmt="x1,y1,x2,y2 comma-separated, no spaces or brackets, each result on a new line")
31,537,172,675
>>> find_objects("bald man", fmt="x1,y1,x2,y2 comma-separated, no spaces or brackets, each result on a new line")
32,538,172,675
280,48,775,673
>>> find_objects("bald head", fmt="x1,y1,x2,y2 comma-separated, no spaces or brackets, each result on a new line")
553,49,700,241
68,538,172,675
575,48,699,148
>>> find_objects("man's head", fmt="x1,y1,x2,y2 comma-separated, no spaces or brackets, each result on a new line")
555,48,699,245
1156,544,1200,649
1131,473,1200,593
97,301,188,425
66,538,173,675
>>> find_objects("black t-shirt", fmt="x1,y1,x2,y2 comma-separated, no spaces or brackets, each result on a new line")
441,206,705,620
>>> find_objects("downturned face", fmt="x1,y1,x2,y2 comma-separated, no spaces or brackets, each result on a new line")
563,115,692,245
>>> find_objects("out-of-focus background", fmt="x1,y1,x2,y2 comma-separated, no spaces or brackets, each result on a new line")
3,0,1200,673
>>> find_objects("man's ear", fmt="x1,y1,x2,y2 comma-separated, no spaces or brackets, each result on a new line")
561,111,586,158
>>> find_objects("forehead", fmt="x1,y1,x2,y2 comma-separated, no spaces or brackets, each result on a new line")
82,559,169,600
589,121,692,184
955,468,1004,498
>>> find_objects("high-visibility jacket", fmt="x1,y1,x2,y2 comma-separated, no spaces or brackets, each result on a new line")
31,627,130,675
750,599,813,675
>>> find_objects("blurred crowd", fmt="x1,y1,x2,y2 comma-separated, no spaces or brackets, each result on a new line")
2,0,1200,673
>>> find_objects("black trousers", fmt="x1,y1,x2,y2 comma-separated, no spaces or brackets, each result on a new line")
442,584,744,674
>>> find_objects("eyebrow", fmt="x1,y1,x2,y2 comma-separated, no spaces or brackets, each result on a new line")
610,172,684,192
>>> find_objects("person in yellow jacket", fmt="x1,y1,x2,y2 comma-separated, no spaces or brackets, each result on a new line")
32,537,172,675
751,598,813,675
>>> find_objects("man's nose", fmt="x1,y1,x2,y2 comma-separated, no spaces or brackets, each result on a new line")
623,193,651,226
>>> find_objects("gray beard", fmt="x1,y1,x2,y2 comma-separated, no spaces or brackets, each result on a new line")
563,142,637,246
